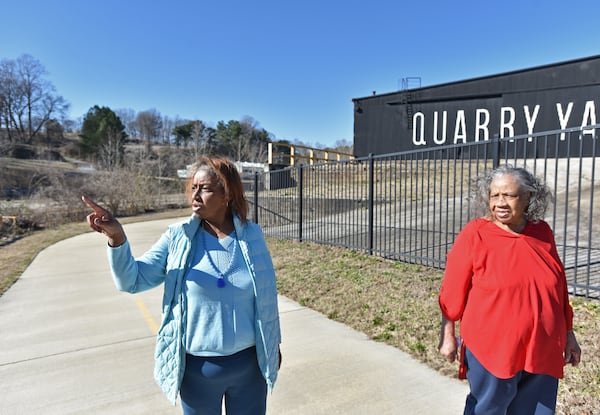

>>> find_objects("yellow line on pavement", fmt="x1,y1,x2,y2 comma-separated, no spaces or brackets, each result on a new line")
134,295,159,335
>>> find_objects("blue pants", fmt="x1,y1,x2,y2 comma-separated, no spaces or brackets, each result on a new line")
180,347,267,415
463,347,558,415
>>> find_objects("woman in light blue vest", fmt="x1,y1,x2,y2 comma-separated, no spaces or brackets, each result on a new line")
83,156,282,415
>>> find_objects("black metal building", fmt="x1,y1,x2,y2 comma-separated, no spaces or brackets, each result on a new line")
352,55,600,157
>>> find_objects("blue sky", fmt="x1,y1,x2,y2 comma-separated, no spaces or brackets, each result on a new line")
2,0,599,147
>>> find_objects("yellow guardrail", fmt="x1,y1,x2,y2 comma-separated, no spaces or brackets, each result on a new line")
268,141,354,166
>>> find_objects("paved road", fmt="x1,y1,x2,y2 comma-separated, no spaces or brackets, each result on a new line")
0,218,468,414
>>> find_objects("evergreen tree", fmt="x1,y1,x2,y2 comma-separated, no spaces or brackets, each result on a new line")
79,105,127,169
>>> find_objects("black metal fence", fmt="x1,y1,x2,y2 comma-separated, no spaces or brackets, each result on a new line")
248,125,600,299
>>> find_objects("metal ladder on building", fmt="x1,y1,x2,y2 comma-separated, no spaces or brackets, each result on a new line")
400,77,421,130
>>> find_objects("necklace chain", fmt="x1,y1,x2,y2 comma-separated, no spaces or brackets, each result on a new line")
202,228,237,288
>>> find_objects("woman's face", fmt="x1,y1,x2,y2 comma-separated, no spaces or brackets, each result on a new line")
488,174,531,231
190,168,229,221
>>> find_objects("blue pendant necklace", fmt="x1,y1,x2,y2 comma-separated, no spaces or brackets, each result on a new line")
202,225,237,288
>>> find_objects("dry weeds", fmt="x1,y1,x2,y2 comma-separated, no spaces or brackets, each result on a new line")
269,238,600,415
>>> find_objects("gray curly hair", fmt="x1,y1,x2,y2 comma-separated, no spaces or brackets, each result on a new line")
469,164,552,222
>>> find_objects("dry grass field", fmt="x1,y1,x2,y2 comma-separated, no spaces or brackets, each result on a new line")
1,210,598,414
271,238,600,415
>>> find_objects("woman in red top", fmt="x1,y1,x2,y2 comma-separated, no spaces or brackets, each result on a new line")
438,165,581,415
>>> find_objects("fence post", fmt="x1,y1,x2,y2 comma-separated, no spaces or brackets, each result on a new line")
492,134,500,168
253,172,259,223
298,165,303,242
368,153,374,255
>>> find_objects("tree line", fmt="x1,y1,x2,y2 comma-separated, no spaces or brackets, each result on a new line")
1,53,352,171
80,106,273,170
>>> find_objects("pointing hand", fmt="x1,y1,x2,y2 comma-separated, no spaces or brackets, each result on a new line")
81,195,126,247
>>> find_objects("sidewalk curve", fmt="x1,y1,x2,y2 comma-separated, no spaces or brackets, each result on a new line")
0,217,468,414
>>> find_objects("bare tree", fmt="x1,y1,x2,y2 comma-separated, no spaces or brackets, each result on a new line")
115,108,138,139
0,58,23,143
137,108,161,138
161,114,174,144
191,120,207,158
99,124,126,171
333,139,353,154
0,54,69,144
238,116,270,162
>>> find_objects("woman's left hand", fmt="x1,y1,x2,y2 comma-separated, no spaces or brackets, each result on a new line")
564,330,581,366
438,317,458,363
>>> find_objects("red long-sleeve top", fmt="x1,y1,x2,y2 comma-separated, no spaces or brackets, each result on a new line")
439,218,573,379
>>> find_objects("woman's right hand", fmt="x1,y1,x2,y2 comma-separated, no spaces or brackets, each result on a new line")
81,195,127,247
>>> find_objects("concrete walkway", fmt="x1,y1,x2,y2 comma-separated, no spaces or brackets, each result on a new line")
0,218,468,414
